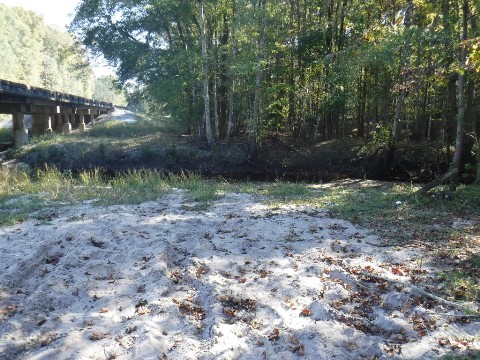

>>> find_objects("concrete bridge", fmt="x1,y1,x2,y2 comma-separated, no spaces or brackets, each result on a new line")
0,79,114,147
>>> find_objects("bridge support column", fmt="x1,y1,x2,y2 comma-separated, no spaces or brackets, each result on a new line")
45,115,53,135
77,109,89,132
60,108,74,134
63,115,72,134
31,112,53,136
53,114,62,133
13,112,28,148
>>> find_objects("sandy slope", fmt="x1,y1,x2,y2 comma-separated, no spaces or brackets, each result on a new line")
0,190,478,359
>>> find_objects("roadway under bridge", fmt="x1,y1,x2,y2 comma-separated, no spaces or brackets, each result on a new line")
0,79,114,147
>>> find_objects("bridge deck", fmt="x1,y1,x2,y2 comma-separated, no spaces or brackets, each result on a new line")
0,79,113,110
0,79,114,147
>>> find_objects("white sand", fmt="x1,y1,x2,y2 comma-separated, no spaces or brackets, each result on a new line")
0,190,478,359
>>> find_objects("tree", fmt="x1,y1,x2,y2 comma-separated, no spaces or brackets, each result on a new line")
68,0,480,185
250,0,267,157
93,76,127,105
0,3,94,97
386,0,413,174
418,0,470,193
199,0,213,147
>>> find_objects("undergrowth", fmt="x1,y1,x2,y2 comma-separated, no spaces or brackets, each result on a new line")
257,180,480,302
0,128,12,143
0,167,223,226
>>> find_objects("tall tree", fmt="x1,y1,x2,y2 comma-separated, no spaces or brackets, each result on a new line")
419,0,470,193
226,0,238,146
199,0,213,147
0,3,94,97
386,0,413,173
251,0,267,157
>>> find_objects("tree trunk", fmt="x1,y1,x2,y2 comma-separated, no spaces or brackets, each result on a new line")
199,0,213,147
387,0,413,172
226,0,238,146
419,0,469,193
475,81,480,185
213,62,220,140
449,0,468,189
250,0,267,157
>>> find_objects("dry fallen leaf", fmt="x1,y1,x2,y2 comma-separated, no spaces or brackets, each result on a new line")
40,333,60,347
178,302,205,320
136,307,151,315
196,265,209,278
288,335,300,345
100,307,109,313
268,328,280,342
223,307,236,318
0,305,18,318
438,338,450,346
417,330,427,337
456,339,470,347
259,270,269,278
301,308,311,317
284,297,296,309
89,332,108,341
290,344,305,356
391,266,405,276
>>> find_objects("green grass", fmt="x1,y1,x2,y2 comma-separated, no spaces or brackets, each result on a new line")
11,114,180,169
440,352,480,360
255,181,480,244
441,271,480,302
87,117,163,139
0,128,13,143
234,180,313,200
0,167,224,226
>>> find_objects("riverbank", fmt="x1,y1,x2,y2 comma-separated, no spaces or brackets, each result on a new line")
1,186,478,359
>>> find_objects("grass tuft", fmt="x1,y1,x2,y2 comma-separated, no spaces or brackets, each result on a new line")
441,271,480,302
0,128,13,143
0,166,223,225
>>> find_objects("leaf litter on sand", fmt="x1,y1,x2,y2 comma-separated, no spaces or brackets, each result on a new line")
0,189,478,359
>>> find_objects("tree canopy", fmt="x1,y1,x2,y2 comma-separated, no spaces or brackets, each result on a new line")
0,3,94,98
69,0,479,183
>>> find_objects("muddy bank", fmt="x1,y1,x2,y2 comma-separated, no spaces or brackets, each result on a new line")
16,138,451,183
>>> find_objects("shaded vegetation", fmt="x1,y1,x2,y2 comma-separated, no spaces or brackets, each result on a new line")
5,115,456,182
69,0,480,185
0,166,222,227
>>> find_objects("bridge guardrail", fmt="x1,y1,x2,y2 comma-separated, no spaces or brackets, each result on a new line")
0,79,113,109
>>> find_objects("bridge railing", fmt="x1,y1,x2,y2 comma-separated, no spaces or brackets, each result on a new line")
0,79,113,109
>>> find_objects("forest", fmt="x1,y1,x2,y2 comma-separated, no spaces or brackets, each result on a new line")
70,0,480,186
0,3,126,105
0,2,479,359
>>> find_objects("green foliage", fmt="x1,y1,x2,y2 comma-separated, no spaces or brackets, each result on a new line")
88,118,162,139
441,271,480,302
139,143,156,161
0,3,94,97
0,128,13,143
93,76,127,106
0,165,224,225
67,0,480,179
